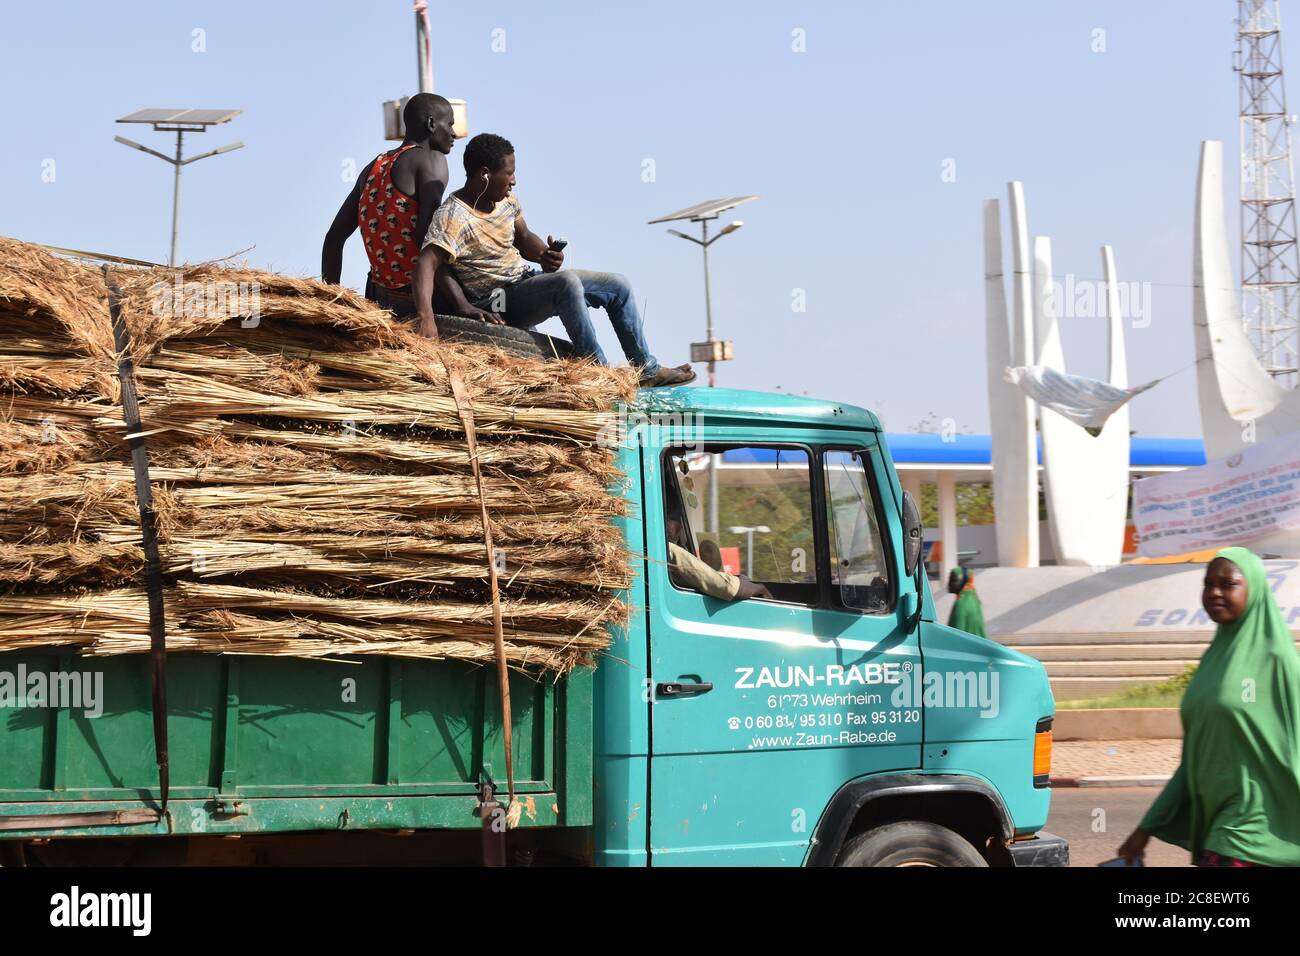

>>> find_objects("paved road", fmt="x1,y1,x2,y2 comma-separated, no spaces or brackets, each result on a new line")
1047,787,1190,867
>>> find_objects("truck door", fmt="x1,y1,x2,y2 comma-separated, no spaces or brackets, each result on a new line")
645,437,923,865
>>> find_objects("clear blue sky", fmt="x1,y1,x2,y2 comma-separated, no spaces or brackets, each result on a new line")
0,0,1262,438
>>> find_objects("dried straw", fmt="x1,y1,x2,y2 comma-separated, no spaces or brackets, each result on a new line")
0,237,639,672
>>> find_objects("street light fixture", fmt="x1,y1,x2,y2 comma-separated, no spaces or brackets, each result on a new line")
115,109,244,267
649,197,758,389
667,220,744,248
728,525,771,578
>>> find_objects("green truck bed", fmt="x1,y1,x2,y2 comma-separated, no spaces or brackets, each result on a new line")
0,649,590,840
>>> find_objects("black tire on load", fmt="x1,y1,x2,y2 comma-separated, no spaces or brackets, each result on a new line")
835,821,988,867
433,313,578,362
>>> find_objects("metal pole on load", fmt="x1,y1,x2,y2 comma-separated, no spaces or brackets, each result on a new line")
385,2,467,143
415,1,433,93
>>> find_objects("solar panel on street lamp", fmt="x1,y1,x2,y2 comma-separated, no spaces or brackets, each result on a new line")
647,196,758,224
650,196,758,387
116,108,244,266
117,108,242,130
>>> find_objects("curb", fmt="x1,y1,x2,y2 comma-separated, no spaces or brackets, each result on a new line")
1051,709,1181,742
1052,774,1172,788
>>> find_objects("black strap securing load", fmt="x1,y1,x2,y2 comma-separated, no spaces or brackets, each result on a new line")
0,269,172,834
104,267,171,816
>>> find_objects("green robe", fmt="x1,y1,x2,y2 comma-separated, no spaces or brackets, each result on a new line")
947,589,986,638
1140,546,1300,865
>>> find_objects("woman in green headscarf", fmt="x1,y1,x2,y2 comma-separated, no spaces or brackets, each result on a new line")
1118,547,1300,866
946,566,986,638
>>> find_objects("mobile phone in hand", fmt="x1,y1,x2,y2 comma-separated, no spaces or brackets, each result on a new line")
549,237,568,251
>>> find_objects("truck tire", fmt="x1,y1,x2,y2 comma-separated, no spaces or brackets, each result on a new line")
836,821,988,867
433,314,577,362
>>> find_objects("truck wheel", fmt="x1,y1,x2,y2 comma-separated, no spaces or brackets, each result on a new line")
836,821,987,867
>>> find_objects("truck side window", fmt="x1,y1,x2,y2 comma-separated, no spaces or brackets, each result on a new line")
665,446,818,606
823,449,893,613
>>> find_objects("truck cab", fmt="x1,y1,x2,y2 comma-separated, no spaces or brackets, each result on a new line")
594,387,1066,866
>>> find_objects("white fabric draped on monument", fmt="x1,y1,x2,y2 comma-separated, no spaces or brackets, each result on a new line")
1004,366,1159,435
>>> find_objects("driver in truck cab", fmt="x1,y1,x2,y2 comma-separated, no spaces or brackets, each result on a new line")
666,513,772,602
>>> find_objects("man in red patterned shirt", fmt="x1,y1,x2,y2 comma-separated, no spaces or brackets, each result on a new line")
321,93,457,315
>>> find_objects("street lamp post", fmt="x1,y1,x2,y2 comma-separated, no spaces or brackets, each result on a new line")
728,525,771,579
665,217,746,389
652,197,757,536
667,219,744,534
115,109,243,267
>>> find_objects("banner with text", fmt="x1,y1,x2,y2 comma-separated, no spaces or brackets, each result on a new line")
1134,429,1300,557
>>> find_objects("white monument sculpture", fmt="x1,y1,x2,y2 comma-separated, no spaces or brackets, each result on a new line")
983,184,1132,567
1194,139,1300,557
1096,245,1134,560
983,190,1038,567
1195,140,1295,453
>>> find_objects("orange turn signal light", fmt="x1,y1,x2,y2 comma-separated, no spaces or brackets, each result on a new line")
1033,729,1053,783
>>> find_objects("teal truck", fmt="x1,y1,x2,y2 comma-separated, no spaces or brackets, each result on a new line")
0,386,1066,867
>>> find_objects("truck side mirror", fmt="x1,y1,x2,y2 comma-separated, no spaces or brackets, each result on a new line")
901,490,923,578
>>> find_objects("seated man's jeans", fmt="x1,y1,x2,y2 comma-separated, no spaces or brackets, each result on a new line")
490,269,661,376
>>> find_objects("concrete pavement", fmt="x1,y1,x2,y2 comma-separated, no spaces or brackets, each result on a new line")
1051,738,1180,787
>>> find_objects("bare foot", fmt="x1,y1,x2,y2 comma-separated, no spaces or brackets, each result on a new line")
640,364,697,387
